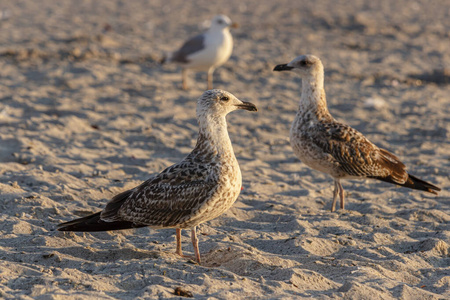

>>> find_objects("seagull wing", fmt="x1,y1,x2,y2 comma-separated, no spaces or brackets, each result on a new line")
101,160,218,227
171,34,206,63
313,121,408,183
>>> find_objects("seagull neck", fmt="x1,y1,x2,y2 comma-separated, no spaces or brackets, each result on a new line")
299,75,330,116
194,115,234,157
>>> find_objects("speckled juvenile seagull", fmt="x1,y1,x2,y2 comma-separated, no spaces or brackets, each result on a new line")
161,15,237,90
273,54,440,212
58,89,257,263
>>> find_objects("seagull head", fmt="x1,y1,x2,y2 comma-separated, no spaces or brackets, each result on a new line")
273,54,323,79
196,89,257,119
209,15,238,31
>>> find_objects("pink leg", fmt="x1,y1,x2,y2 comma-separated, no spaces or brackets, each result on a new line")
176,228,183,257
331,180,339,212
191,226,201,264
338,180,345,210
207,68,214,90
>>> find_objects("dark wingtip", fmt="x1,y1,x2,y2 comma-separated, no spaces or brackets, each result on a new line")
371,173,441,196
57,212,104,232
407,174,441,195
273,64,293,72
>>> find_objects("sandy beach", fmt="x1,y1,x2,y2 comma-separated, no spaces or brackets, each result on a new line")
0,0,449,298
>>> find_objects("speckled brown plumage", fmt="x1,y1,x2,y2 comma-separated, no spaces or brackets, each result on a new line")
274,55,440,211
57,89,257,263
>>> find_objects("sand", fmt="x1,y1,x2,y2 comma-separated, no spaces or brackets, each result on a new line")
0,0,449,299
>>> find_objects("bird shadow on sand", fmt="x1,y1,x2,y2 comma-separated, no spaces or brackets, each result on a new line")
55,246,162,263
0,241,165,280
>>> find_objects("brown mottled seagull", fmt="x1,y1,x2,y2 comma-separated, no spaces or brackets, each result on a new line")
57,89,257,263
273,54,440,212
161,15,237,90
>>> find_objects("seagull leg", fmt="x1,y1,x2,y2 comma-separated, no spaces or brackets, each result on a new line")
331,180,339,212
175,228,183,257
182,69,188,90
175,228,198,261
207,68,214,90
191,226,201,264
337,180,345,210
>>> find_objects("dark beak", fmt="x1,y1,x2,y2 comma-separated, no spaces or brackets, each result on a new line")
236,101,257,112
273,64,294,72
230,22,239,29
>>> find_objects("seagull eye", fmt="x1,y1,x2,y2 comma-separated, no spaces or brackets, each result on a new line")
220,96,229,102
300,60,308,67
217,20,224,24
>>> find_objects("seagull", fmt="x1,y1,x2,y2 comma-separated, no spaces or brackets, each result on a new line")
274,54,441,212
57,89,257,263
161,15,237,90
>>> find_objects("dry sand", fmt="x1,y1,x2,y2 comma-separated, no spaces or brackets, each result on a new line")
0,0,449,299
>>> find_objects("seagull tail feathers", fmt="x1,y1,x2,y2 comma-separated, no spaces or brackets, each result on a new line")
372,149,440,195
57,212,146,232
57,188,147,232
374,174,441,195
403,174,441,195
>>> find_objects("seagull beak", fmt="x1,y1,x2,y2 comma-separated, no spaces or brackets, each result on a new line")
273,64,294,72
236,101,257,112
230,22,239,29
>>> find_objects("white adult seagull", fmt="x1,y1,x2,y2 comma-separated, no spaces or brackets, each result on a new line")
162,15,237,90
